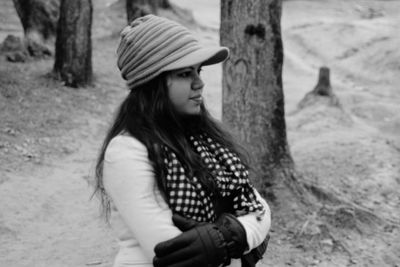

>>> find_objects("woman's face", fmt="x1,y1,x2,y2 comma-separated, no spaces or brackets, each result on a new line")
166,63,204,115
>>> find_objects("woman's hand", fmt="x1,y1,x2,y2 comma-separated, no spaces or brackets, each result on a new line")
153,222,230,267
153,214,248,267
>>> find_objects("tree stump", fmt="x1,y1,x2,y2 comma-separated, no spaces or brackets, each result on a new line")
298,66,340,109
313,67,332,96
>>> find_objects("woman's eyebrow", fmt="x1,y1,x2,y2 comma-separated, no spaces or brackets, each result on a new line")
176,65,202,73
176,67,194,72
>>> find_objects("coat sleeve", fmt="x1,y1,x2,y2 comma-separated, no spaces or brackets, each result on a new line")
103,135,181,260
236,189,271,251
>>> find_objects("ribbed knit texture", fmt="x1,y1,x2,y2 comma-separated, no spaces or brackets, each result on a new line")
117,15,228,89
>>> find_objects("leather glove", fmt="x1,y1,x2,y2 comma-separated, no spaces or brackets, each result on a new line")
153,214,248,267
153,222,230,267
173,213,248,259
214,213,248,258
241,234,270,267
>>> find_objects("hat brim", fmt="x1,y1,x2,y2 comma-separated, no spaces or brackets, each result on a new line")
161,47,229,71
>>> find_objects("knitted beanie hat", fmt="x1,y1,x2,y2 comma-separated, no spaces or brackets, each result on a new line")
117,15,230,89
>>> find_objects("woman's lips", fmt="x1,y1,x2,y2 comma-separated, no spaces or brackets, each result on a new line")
190,95,203,103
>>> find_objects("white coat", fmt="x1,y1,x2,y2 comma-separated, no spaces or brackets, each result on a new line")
103,135,271,267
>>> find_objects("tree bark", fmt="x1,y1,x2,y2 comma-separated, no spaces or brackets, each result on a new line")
12,0,59,57
126,0,171,23
220,0,294,196
53,0,93,88
159,0,171,9
126,0,156,23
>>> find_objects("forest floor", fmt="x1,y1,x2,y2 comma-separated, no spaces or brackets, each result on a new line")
0,0,399,266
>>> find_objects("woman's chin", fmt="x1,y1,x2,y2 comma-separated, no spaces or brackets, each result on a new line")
179,107,201,116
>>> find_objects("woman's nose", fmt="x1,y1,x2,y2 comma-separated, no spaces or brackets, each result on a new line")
191,75,204,91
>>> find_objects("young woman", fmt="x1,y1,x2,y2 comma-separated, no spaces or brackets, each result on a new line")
94,15,271,267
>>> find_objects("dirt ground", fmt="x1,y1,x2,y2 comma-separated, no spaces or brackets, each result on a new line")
0,0,399,266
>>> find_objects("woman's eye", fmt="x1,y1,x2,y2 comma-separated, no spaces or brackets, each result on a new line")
177,71,192,78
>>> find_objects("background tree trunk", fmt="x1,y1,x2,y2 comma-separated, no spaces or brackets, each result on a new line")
126,0,170,23
53,0,93,88
126,0,156,23
12,0,59,57
220,0,294,197
159,0,171,9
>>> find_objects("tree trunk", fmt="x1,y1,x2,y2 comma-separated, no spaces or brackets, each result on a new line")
159,0,171,9
126,0,158,23
126,0,172,23
53,0,93,88
12,0,59,57
220,0,294,196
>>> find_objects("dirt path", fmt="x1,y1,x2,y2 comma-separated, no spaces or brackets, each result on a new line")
0,118,117,267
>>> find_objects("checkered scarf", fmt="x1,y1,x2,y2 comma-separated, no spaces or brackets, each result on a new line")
163,133,264,222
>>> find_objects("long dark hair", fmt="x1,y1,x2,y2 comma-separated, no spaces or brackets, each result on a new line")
94,73,248,219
